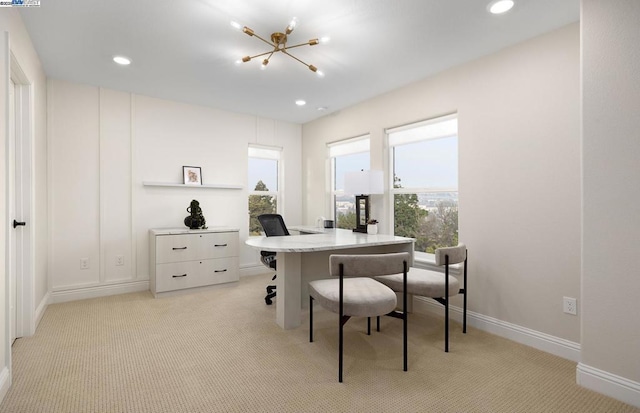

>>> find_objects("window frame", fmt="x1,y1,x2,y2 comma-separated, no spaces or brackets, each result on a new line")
327,135,370,226
386,113,459,261
248,144,282,236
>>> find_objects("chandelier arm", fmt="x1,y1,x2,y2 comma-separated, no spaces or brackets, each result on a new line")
281,50,314,68
263,51,276,63
283,40,318,51
247,50,279,60
251,33,277,48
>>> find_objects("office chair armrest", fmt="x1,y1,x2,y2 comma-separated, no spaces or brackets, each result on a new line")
260,251,277,269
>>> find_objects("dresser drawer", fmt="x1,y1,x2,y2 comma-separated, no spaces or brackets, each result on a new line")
196,232,239,259
155,257,239,293
199,256,239,285
155,261,198,292
155,234,197,263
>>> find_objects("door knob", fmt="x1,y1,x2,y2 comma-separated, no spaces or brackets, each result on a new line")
13,220,26,228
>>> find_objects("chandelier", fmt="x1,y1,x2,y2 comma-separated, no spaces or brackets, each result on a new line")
232,18,324,76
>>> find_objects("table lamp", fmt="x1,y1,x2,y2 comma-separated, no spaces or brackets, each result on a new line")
344,169,384,233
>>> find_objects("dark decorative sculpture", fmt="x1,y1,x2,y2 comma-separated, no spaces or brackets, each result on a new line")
184,199,207,229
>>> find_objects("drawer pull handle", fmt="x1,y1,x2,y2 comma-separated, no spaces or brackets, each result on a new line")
172,246,188,250
172,274,187,278
214,244,228,247
214,269,227,273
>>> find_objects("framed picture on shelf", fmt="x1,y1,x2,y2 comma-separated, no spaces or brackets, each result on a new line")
183,166,202,186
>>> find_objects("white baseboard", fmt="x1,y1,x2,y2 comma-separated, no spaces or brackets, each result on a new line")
34,291,50,332
50,281,149,304
240,264,272,278
413,296,581,362
577,363,640,408
0,367,10,405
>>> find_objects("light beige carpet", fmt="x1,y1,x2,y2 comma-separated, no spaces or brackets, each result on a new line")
1,274,638,413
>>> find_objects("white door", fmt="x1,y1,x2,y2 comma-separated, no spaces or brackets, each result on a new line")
9,78,17,344
9,63,34,342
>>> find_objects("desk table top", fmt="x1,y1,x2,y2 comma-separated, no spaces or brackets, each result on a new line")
245,228,414,253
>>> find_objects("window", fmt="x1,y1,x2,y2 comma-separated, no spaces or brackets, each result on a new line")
388,114,458,255
328,136,370,229
248,145,281,236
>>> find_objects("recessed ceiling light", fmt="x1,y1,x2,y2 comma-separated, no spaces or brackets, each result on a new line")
488,0,514,14
295,100,306,106
317,106,328,111
113,56,131,65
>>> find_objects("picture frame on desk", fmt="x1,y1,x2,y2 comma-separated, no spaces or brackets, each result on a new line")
183,166,202,186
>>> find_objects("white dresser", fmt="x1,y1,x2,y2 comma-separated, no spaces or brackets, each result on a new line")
149,227,239,297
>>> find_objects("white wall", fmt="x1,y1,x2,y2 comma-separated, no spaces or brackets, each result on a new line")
579,0,640,407
47,81,301,301
303,24,581,345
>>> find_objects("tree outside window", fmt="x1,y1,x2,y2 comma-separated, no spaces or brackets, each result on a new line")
248,146,280,236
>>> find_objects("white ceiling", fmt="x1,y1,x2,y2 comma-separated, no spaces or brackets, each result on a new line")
18,0,579,124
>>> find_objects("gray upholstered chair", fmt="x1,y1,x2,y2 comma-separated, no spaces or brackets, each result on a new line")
376,243,467,352
309,252,410,382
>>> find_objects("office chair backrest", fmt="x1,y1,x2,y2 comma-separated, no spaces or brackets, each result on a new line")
257,214,290,237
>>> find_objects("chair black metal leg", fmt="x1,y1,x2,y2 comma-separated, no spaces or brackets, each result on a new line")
463,254,468,334
445,255,450,353
367,317,371,335
377,316,380,332
403,263,408,371
310,296,314,343
462,292,467,334
444,296,449,353
339,315,343,383
403,312,407,371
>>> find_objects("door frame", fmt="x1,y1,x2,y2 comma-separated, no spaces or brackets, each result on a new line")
8,52,35,339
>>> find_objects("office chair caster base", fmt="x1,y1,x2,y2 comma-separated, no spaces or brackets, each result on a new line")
265,291,276,305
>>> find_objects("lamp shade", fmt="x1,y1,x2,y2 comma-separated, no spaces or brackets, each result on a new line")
344,170,384,195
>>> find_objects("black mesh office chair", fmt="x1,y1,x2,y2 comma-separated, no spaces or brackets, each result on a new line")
257,214,290,305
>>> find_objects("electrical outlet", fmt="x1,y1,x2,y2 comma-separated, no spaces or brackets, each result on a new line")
115,255,124,266
80,258,90,270
563,296,577,315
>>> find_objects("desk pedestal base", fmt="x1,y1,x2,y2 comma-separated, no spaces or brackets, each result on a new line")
275,243,414,329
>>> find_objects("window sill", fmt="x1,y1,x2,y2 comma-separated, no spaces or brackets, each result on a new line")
413,252,463,276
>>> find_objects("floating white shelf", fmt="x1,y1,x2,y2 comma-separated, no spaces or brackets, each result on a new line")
143,181,243,190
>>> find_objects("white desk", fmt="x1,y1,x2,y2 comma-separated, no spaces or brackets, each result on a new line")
245,229,414,329
288,225,328,234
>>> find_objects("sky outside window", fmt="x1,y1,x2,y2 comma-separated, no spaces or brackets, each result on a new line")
334,152,370,191
393,136,458,188
248,158,278,191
